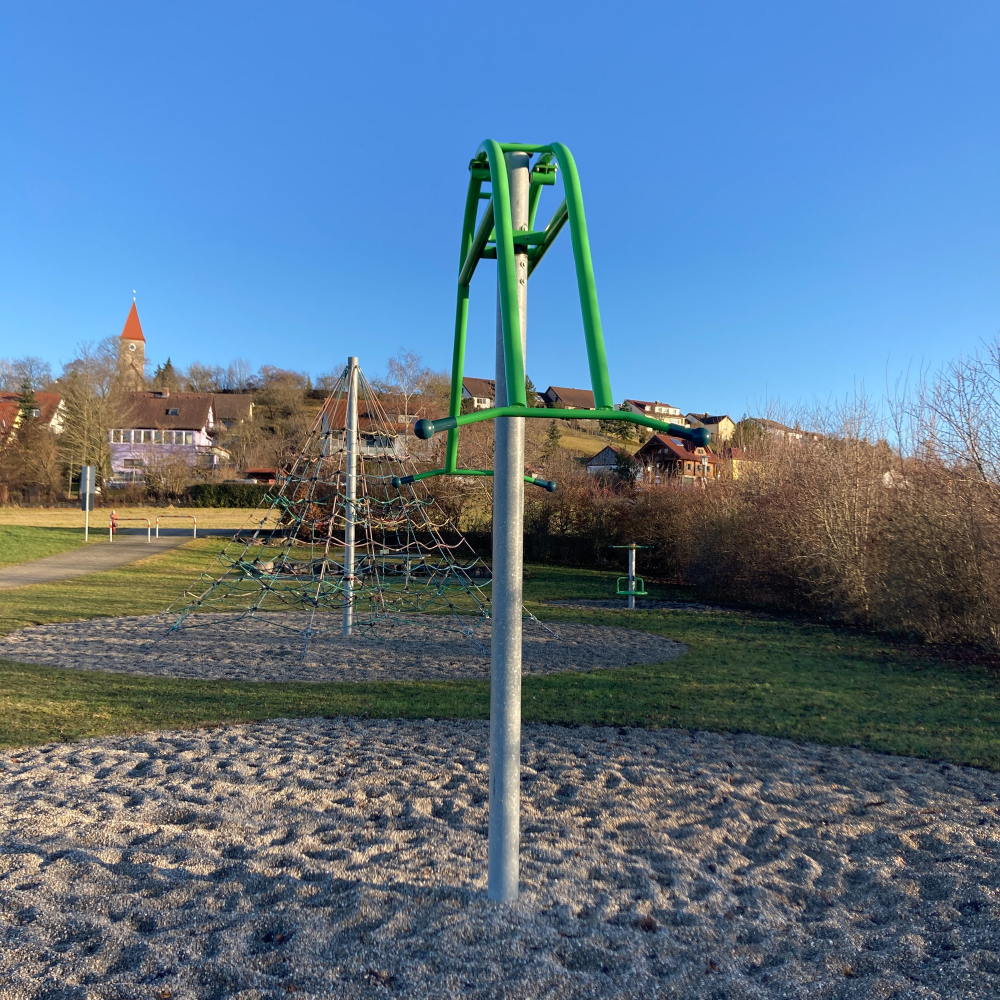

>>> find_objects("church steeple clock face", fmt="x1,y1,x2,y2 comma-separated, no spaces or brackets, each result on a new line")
129,343,136,352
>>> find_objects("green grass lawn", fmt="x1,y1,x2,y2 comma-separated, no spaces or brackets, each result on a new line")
0,525,96,568
0,544,998,769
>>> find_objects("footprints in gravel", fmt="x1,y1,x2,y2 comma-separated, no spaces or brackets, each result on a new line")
2,721,1000,998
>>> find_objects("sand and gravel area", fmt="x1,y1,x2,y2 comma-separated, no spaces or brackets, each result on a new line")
1,718,999,999
0,614,684,683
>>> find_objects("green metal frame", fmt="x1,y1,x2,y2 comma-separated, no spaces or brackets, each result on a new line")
616,576,648,597
408,139,709,489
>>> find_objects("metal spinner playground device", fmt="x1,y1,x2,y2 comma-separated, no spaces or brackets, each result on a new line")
167,358,493,650
402,139,710,904
392,140,710,483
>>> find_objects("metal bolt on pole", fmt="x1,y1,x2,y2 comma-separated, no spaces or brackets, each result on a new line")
342,356,359,637
489,150,530,902
628,546,636,611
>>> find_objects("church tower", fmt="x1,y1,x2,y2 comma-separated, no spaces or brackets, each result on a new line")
118,301,146,387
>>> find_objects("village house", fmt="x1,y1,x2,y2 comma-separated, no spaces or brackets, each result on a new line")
213,394,254,430
757,418,821,443
634,433,720,484
461,377,495,410
622,398,684,421
0,392,66,446
585,445,620,475
109,391,228,483
542,385,595,409
686,412,736,443
719,445,752,479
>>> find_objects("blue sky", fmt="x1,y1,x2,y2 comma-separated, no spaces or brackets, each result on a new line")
1,2,997,418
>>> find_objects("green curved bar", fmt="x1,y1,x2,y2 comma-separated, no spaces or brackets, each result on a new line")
392,470,556,492
479,139,526,408
438,140,675,487
415,409,712,448
548,143,613,411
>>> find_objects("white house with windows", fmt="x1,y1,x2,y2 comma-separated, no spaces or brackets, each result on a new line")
109,391,227,482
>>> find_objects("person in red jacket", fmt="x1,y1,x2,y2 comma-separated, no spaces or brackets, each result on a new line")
110,509,118,536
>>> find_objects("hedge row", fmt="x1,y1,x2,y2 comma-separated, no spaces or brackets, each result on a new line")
186,483,272,508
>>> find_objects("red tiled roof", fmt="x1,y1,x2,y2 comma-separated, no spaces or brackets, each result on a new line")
0,391,62,429
462,377,495,398
120,302,145,342
0,400,18,445
117,391,213,430
637,433,720,464
544,385,595,409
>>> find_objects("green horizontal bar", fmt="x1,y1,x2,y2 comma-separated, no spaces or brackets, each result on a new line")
414,409,712,448
495,143,554,153
486,230,548,246
392,469,556,492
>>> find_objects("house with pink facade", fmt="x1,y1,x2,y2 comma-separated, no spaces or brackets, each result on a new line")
109,390,225,482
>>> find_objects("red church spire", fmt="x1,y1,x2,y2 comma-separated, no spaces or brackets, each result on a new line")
120,301,145,343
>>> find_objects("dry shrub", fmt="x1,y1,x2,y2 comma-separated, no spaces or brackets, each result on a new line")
503,362,1000,650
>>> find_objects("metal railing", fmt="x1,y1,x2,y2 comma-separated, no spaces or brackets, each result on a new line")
155,514,197,538
110,516,151,543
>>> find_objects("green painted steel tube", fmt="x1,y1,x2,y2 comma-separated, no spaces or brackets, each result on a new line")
415,409,712,448
496,143,554,154
528,152,555,228
480,140,526,407
527,199,569,276
447,175,485,473
458,198,496,287
549,143,614,411
392,469,556,492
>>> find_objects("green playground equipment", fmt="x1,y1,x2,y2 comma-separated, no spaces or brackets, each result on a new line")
391,139,710,491
610,542,654,608
616,575,648,597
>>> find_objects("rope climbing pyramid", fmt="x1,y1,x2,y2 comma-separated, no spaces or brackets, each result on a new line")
166,357,492,650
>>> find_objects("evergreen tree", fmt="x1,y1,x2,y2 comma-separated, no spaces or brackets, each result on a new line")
153,358,179,391
16,380,38,421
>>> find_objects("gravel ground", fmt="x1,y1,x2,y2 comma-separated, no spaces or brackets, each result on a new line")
1,718,999,999
0,614,685,683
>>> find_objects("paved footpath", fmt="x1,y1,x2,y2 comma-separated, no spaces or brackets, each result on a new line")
0,530,237,590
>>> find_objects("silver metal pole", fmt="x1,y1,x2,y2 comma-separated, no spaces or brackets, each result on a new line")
342,356,359,636
628,546,636,611
489,150,530,902
84,508,89,543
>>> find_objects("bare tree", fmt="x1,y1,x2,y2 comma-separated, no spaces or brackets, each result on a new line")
923,337,1000,484
184,363,225,393
224,358,254,392
0,356,54,391
58,338,130,489
375,350,451,434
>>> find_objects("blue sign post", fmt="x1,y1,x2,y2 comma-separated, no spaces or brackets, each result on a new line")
80,465,95,541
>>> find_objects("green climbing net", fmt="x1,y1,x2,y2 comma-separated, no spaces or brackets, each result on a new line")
167,360,492,646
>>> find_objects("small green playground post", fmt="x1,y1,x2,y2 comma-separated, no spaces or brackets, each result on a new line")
610,543,653,610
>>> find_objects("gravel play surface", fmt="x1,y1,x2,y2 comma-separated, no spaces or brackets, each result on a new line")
1,718,999,999
0,614,684,683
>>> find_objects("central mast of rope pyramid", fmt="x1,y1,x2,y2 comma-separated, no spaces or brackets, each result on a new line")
342,356,359,637
411,140,710,902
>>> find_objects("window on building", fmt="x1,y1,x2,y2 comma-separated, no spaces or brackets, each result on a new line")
184,431,194,445
111,429,121,443
167,408,179,416
685,462,692,471
153,430,163,443
123,459,144,469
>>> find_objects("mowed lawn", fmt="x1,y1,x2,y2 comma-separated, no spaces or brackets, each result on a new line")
0,525,96,568
0,540,998,769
